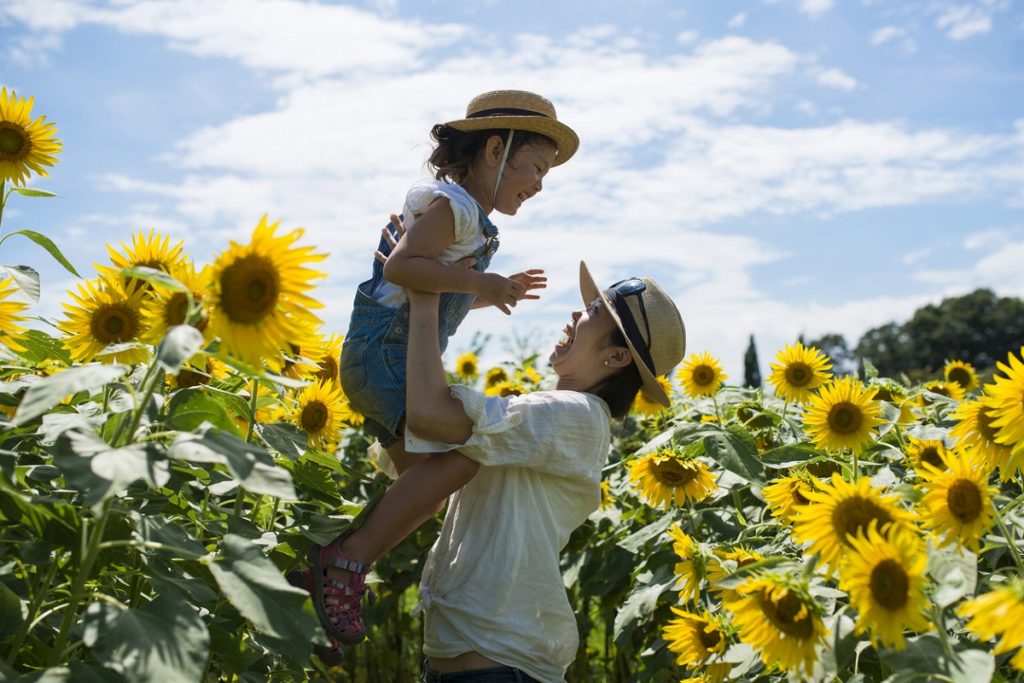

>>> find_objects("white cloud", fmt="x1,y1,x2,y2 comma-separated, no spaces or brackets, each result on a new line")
964,228,1011,250
799,0,834,19
911,240,1024,298
815,67,858,90
870,24,917,52
728,12,747,28
936,4,994,40
676,30,699,45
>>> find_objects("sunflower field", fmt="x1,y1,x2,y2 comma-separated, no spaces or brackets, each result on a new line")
3,90,1024,683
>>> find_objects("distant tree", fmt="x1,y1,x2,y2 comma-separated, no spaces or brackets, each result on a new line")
807,333,857,376
743,334,762,388
854,289,1024,378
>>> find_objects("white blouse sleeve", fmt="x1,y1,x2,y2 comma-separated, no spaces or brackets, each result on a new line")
405,387,611,480
404,181,478,244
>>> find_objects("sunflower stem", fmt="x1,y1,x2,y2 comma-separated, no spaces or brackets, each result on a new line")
120,363,161,447
851,449,859,481
993,503,1024,573
712,394,723,424
933,603,955,660
245,377,259,444
0,179,6,228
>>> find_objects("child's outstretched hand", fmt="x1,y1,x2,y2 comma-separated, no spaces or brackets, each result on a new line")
508,269,547,302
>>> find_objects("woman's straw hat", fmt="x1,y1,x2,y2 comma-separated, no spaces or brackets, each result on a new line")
444,90,579,166
579,261,686,407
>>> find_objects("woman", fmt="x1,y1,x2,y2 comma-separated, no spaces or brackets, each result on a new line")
394,261,686,681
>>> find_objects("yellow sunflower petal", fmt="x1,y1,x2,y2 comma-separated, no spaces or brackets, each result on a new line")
0,88,62,185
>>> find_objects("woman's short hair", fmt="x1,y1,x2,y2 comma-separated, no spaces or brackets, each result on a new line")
428,125,556,184
593,327,644,420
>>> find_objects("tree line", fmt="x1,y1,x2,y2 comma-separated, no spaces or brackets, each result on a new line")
743,288,1024,386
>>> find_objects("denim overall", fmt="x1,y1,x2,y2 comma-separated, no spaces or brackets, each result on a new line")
340,205,499,447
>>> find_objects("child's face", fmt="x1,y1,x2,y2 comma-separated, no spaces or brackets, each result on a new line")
493,141,557,216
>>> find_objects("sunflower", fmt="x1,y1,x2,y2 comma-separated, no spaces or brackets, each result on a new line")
668,525,705,603
662,608,727,667
98,229,189,293
598,480,616,511
633,375,674,415
920,380,965,405
315,333,344,384
768,343,832,403
59,276,150,365
838,521,931,650
723,574,828,676
792,473,916,575
950,399,1022,481
484,366,508,389
289,380,348,450
628,449,716,509
677,351,727,398
140,262,212,345
904,436,949,472
944,359,979,393
917,449,996,551
0,88,62,185
485,379,525,397
454,351,478,381
167,356,230,389
986,346,1024,453
518,364,542,385
0,277,29,352
802,376,884,455
959,578,1024,672
762,474,815,524
207,215,326,368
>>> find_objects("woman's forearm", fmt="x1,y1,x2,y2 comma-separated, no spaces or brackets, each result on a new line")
405,291,474,444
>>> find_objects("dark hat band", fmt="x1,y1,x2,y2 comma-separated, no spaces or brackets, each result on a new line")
467,107,552,119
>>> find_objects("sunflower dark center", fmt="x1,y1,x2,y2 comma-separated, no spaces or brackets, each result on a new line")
947,479,982,522
219,255,280,324
930,384,951,398
317,355,339,383
0,125,27,157
761,590,815,640
828,402,863,434
786,362,812,387
175,366,211,388
792,485,810,505
460,360,476,375
947,367,972,389
832,497,893,547
90,304,138,344
977,409,1001,442
693,365,714,386
870,559,909,610
165,292,190,326
919,446,945,469
873,388,894,402
698,624,722,650
652,459,698,487
301,400,329,433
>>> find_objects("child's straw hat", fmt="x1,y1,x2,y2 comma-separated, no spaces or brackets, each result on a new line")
579,261,686,407
445,90,579,166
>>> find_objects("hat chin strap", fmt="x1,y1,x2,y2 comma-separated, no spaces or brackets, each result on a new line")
491,129,515,206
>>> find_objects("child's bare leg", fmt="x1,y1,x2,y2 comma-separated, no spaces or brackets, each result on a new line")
325,449,479,584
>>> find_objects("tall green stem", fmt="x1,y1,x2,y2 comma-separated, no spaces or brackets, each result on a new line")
0,179,6,228
235,378,260,519
119,364,161,447
851,448,859,481
993,504,1024,573
5,559,60,665
49,502,112,665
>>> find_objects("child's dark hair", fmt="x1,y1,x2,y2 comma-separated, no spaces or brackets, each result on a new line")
592,327,645,420
428,125,556,184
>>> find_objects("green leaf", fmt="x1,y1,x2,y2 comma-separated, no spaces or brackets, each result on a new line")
259,422,307,460
9,187,57,198
166,388,240,435
0,229,80,277
9,329,72,366
703,426,765,484
612,566,675,640
758,443,819,468
206,534,318,661
617,514,673,554
53,431,170,514
0,264,40,302
0,580,25,638
121,266,187,292
168,431,296,500
13,364,129,426
155,325,204,374
83,596,210,683
928,545,977,608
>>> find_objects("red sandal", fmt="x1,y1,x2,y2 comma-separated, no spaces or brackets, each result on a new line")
285,569,345,665
307,535,371,645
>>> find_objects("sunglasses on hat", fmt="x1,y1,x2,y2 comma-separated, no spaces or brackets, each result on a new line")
605,278,655,374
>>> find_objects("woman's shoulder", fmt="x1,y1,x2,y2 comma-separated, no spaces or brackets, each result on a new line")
511,389,611,422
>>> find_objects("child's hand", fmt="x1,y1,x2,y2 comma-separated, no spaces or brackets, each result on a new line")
476,273,527,315
508,269,546,302
374,213,408,264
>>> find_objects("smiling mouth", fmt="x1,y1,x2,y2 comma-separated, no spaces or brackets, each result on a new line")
556,323,575,350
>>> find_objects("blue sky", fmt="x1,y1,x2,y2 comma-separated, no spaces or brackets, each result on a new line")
1,0,1022,379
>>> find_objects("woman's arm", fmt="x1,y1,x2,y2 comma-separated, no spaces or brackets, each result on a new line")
404,289,475,444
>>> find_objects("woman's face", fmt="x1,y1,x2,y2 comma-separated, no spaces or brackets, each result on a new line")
549,297,621,386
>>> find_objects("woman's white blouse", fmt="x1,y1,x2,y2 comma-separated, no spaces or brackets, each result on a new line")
405,386,612,683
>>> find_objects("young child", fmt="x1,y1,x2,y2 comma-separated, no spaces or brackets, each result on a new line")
307,90,579,649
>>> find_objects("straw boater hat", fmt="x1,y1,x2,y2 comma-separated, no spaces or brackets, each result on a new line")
579,261,686,407
445,90,579,166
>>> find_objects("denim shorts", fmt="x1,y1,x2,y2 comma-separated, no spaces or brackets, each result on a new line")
420,660,541,683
